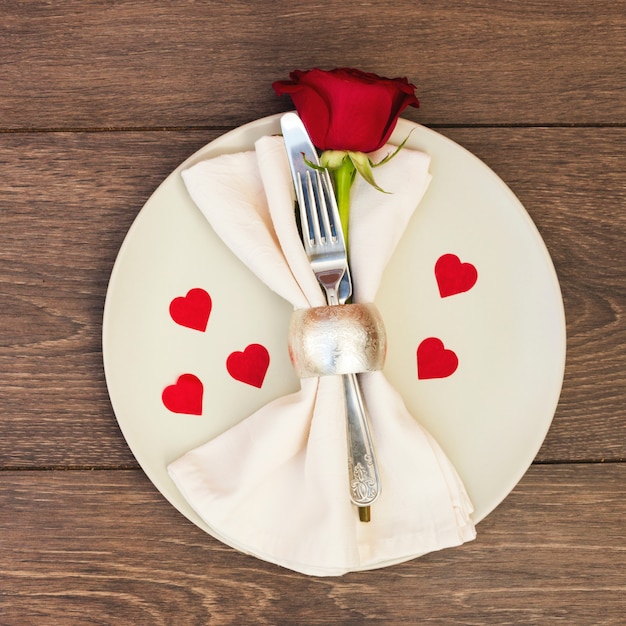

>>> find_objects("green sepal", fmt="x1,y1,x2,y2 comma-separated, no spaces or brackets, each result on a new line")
373,130,414,168
348,151,389,194
320,150,349,170
302,154,325,172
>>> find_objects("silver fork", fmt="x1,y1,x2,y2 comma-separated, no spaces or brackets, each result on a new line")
296,165,381,519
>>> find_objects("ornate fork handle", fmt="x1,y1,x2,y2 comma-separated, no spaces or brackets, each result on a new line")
343,372,380,511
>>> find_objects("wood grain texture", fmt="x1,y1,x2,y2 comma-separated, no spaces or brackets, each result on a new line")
1,0,624,129
1,465,624,625
1,128,624,468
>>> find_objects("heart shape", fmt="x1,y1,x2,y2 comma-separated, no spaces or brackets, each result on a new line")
162,373,203,415
169,288,212,331
226,343,270,388
435,254,478,298
417,337,458,380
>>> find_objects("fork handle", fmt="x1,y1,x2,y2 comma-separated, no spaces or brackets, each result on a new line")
342,372,381,509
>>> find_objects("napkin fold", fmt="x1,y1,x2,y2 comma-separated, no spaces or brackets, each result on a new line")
168,134,475,576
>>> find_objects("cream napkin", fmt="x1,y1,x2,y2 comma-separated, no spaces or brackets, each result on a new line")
168,134,475,576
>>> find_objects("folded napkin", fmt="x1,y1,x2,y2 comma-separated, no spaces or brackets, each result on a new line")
168,134,475,576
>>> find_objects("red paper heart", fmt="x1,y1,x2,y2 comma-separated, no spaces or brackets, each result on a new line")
226,344,270,388
417,337,459,379
162,373,203,415
169,288,212,331
435,254,478,298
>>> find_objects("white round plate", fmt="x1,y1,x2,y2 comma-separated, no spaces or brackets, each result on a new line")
103,114,566,565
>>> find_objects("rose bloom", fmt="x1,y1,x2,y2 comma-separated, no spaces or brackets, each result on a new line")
272,68,419,153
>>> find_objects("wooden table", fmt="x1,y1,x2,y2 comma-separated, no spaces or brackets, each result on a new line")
2,1,624,623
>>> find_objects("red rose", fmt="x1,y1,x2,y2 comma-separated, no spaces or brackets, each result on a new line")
272,68,419,152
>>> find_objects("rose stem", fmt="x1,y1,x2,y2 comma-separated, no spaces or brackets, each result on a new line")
333,157,356,250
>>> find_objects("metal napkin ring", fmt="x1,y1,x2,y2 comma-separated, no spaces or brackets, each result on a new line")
288,303,387,378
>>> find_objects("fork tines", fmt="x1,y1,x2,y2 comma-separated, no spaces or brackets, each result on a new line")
296,168,339,250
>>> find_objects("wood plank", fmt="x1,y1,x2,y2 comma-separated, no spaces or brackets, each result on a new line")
1,128,624,467
1,465,624,624
0,0,624,129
